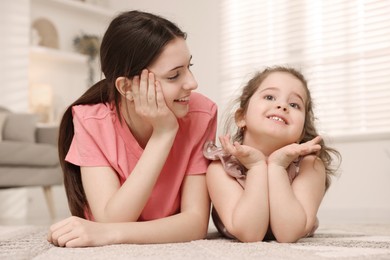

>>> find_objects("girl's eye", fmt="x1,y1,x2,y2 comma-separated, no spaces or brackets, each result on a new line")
289,103,300,109
188,63,194,69
167,72,179,80
264,95,275,101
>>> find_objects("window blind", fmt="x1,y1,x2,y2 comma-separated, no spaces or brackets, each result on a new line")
0,0,30,111
219,0,390,140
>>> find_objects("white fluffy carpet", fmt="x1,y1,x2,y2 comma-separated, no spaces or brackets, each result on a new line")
1,223,390,260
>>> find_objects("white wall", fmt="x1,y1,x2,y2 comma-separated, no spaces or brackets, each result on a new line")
30,0,114,122
1,0,389,224
0,0,30,112
319,138,390,223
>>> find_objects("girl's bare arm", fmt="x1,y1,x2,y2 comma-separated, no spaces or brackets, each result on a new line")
268,155,326,242
207,161,269,242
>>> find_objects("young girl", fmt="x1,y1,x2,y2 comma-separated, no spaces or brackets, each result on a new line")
204,66,340,243
47,10,217,247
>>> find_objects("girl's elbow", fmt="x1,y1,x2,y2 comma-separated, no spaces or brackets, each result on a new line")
231,226,267,243
237,233,265,243
273,228,305,243
274,234,300,243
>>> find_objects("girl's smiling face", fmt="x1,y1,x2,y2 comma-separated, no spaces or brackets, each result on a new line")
148,37,198,118
240,71,307,147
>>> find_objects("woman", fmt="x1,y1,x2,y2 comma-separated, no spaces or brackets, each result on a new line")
47,10,217,247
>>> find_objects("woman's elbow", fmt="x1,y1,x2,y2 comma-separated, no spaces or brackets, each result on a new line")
193,226,208,240
188,212,210,240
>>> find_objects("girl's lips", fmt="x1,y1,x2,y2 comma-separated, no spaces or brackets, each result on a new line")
267,115,287,124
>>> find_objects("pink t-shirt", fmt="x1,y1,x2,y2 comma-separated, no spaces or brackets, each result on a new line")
66,92,217,221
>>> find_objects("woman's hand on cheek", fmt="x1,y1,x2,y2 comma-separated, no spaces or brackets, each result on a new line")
268,136,322,168
131,70,178,133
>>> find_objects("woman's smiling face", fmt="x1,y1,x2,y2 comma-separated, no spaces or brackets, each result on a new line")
148,37,198,118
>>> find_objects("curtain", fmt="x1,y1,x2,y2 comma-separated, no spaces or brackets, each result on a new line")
219,0,390,140
0,0,30,111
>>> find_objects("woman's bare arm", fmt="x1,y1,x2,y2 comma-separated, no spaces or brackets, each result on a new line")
48,174,210,247
81,129,177,222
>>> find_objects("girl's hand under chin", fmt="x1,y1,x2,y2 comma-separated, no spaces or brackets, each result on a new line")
131,69,178,134
219,134,266,170
268,136,322,169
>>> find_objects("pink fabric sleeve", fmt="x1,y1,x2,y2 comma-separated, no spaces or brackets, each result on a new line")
65,107,110,166
186,102,218,175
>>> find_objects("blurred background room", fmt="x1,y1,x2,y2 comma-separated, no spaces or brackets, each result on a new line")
0,0,389,226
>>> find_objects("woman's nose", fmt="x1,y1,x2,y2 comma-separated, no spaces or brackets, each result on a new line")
183,71,198,90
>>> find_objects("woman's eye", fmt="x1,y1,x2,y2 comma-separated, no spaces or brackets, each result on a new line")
167,72,179,80
188,63,194,69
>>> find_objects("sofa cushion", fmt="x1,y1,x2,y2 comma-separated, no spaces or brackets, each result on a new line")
3,113,38,143
36,125,59,146
0,166,62,187
0,141,59,167
0,112,8,141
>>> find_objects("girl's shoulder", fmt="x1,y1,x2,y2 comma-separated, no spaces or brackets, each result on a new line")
300,154,324,167
203,142,246,179
289,155,325,182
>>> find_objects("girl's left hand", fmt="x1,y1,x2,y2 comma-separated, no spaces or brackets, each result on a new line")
268,136,322,169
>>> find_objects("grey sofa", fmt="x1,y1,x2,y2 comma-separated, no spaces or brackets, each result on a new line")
0,106,62,220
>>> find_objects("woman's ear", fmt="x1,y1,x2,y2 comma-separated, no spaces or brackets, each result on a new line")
234,108,246,128
115,77,133,101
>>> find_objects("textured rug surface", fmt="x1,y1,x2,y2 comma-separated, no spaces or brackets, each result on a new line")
1,223,390,260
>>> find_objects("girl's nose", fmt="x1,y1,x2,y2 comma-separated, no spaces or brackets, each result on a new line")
277,105,288,112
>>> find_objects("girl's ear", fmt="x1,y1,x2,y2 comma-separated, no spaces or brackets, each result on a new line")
115,77,133,101
234,108,246,128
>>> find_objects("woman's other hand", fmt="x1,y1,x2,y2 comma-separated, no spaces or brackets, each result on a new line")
47,216,115,247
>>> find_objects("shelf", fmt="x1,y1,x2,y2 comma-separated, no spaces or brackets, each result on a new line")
32,0,115,19
30,46,88,64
